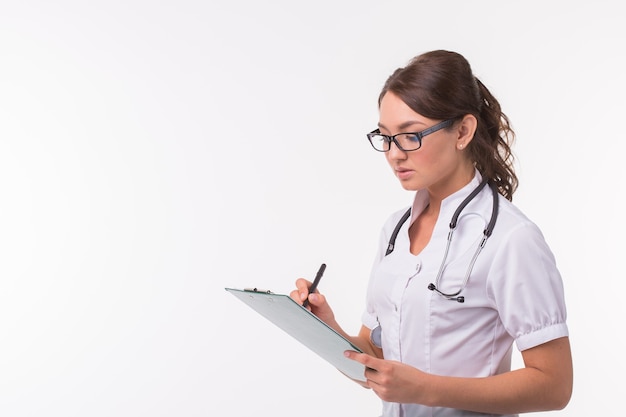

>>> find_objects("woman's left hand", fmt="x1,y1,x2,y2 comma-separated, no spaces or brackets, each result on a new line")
344,350,429,404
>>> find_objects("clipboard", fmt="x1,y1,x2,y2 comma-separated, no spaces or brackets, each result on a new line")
225,287,366,382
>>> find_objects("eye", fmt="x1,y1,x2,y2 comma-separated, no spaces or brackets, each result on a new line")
367,133,392,151
371,134,390,144
398,133,420,143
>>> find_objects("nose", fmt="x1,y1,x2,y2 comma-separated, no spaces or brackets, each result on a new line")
386,139,407,160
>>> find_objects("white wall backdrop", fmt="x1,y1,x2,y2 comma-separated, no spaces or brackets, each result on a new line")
1,1,624,416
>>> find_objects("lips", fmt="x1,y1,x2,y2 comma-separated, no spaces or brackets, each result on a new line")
395,167,413,180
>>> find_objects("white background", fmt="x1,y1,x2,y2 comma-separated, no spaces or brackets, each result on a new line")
0,1,624,416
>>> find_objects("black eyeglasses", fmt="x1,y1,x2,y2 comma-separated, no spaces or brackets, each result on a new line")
366,119,455,152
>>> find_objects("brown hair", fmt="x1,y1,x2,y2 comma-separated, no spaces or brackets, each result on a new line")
378,50,518,201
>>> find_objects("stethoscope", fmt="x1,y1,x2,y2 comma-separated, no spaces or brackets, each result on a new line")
370,179,499,348
428,178,499,303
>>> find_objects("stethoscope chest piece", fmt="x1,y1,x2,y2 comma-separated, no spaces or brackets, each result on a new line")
370,325,382,348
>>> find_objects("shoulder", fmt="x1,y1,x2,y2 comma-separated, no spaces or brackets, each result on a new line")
381,206,412,234
375,205,413,247
487,196,557,268
371,206,412,259
493,196,545,239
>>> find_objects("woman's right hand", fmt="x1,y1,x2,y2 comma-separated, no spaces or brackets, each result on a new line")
290,279,380,386
290,278,337,326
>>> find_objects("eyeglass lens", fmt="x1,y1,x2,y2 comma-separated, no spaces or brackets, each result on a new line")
370,133,421,152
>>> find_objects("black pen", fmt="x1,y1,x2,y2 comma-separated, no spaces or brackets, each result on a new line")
302,263,326,308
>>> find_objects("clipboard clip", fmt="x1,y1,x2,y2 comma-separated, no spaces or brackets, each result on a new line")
243,287,273,294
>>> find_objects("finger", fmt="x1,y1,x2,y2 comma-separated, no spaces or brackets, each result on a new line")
295,278,312,301
289,289,302,303
306,292,325,306
344,351,381,388
344,350,379,371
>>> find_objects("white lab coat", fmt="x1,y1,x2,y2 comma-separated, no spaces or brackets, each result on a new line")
362,172,568,417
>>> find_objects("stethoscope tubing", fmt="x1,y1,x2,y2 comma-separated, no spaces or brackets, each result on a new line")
428,180,499,302
371,180,500,348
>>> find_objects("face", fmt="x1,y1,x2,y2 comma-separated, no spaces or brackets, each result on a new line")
378,92,474,196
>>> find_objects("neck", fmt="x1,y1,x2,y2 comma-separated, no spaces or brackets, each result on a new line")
427,167,476,206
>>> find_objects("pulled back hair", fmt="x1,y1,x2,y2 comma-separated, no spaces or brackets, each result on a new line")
379,50,518,201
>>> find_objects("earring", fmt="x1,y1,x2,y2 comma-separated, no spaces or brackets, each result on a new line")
458,144,464,149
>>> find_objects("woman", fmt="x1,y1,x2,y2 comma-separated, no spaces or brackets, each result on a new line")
291,50,572,416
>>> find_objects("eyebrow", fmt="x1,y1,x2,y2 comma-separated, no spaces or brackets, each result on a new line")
378,120,427,132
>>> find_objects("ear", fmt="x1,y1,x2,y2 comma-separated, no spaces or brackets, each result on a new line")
456,114,477,150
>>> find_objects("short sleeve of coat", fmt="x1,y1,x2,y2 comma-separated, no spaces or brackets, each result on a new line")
486,220,568,351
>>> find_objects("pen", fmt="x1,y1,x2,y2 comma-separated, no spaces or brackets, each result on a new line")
302,263,326,308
